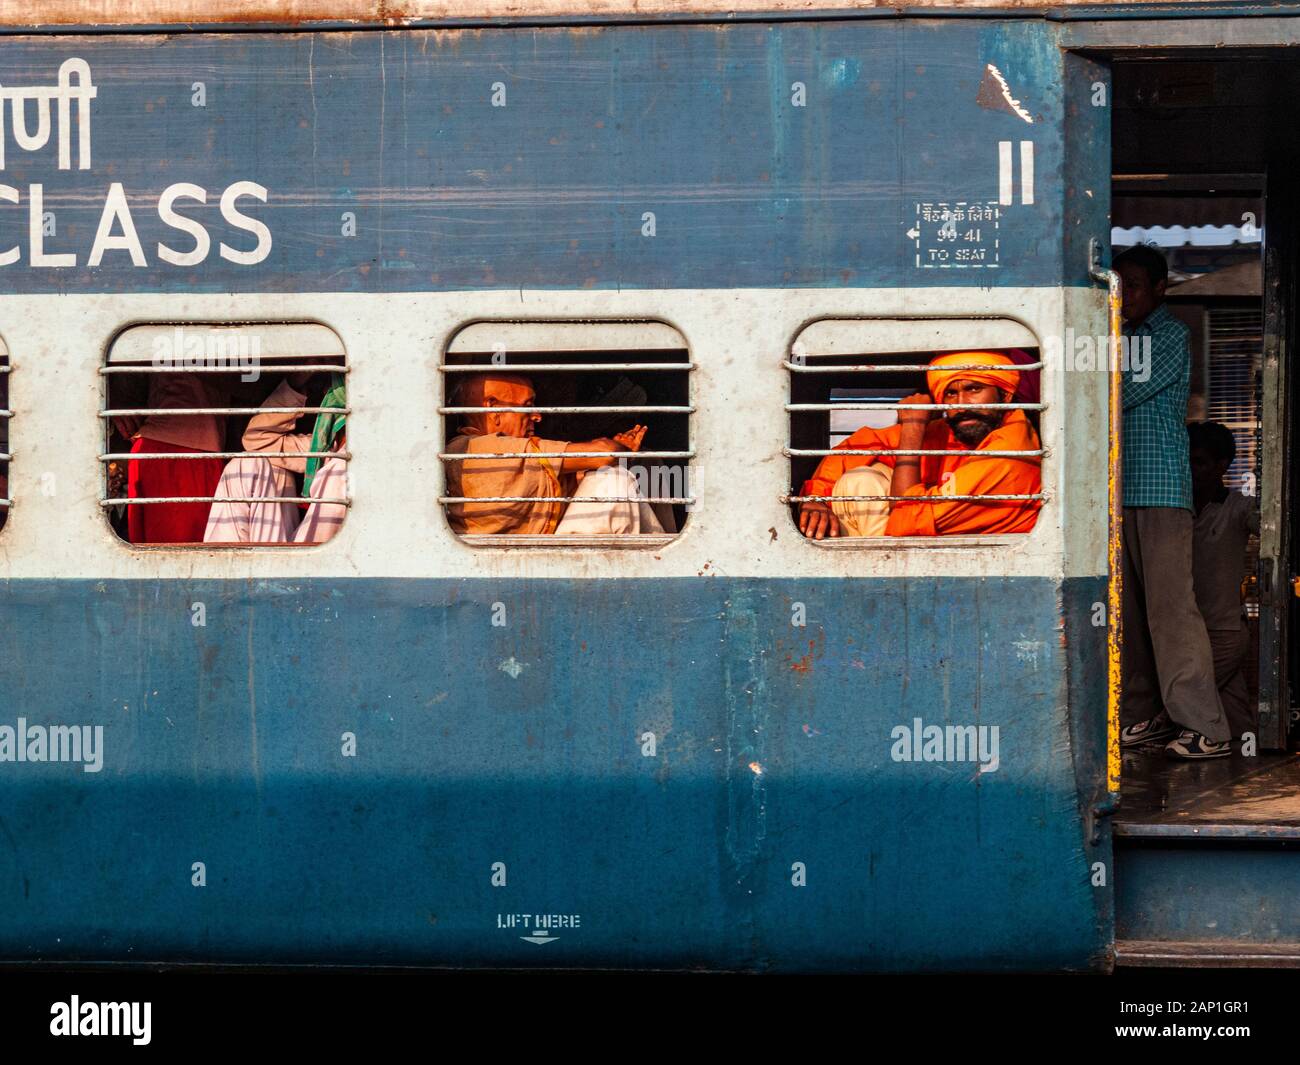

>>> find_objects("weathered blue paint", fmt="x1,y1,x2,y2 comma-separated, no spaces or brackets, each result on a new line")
1063,575,1112,852
0,576,1108,971
0,14,1126,972
1061,50,1111,282
1116,841,1300,945
0,22,1074,294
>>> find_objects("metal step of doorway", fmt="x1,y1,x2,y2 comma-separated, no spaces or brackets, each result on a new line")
1114,751,1300,967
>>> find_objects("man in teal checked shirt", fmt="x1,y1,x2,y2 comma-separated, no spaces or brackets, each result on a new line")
1114,245,1231,760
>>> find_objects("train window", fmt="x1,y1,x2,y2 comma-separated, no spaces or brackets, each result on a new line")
786,318,1045,543
100,323,349,547
0,338,9,534
439,321,693,546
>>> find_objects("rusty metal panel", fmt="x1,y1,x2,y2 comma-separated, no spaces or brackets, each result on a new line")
0,0,1267,30
0,15,1114,973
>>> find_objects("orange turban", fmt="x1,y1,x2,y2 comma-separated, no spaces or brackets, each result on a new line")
455,373,535,408
925,352,1020,403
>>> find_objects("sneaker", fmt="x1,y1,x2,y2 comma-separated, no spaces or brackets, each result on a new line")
1120,711,1176,749
1164,730,1231,760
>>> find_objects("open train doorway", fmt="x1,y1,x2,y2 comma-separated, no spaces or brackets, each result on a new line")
1108,53,1300,965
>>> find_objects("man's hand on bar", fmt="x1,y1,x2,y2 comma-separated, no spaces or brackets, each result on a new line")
799,499,840,540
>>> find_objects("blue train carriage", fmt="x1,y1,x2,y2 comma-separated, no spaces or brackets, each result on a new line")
0,0,1293,971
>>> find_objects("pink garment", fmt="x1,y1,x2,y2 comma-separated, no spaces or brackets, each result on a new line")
203,455,347,544
292,457,348,543
202,380,348,544
203,457,300,543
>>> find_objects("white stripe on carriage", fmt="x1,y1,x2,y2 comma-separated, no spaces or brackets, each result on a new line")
0,286,1108,581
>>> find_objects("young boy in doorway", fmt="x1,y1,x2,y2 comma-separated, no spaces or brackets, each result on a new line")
1188,421,1261,742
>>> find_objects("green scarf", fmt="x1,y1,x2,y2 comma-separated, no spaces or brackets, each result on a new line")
303,374,347,497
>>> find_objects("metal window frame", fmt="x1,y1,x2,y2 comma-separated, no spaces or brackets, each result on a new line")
100,321,351,547
0,346,10,512
786,315,1048,545
439,318,695,546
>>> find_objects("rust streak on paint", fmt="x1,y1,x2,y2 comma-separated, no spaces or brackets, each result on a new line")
788,635,820,674
0,0,1214,28
1103,266,1124,796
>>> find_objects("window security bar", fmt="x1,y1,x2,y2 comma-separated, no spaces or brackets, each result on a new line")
785,361,1044,373
459,533,676,548
785,493,1045,504
784,447,1043,458
92,452,347,465
438,450,693,460
101,364,350,375
438,495,693,505
785,343,1045,524
2,360,11,508
439,334,692,539
440,405,692,415
101,407,352,417
441,363,692,373
100,496,351,507
786,402,1043,412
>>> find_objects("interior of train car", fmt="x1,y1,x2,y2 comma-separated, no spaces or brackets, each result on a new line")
1105,52,1300,964
101,319,693,548
785,317,1044,541
438,321,693,543
101,323,348,547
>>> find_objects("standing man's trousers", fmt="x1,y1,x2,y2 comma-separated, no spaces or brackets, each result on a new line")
1121,506,1230,742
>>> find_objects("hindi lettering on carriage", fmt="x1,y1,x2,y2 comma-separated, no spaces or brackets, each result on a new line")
0,58,96,171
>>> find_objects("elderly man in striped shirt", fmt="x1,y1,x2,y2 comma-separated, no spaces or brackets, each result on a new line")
1115,245,1231,760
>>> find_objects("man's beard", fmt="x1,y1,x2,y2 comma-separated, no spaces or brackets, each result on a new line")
947,411,1002,446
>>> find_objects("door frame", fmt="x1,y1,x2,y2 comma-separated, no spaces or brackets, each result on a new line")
1258,188,1293,749
1075,36,1296,752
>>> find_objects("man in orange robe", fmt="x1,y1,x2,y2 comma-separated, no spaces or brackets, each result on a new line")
798,352,1042,538
443,373,665,535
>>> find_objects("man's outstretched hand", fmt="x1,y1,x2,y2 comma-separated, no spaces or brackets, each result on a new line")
613,425,648,452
